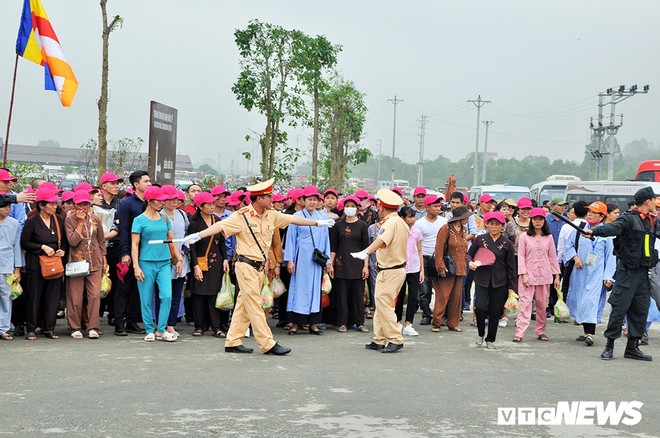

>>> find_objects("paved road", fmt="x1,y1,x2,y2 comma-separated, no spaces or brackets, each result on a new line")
1,310,658,437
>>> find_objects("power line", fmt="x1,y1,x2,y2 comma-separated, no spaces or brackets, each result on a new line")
417,115,428,187
387,95,403,186
467,95,490,187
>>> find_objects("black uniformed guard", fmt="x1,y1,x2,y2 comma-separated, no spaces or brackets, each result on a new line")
583,186,659,361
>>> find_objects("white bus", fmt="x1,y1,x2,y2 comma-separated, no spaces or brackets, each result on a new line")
530,175,581,204
565,180,660,208
468,184,530,203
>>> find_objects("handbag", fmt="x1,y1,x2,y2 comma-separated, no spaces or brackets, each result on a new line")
305,211,329,268
196,216,215,271
442,227,457,276
65,216,93,278
39,217,64,280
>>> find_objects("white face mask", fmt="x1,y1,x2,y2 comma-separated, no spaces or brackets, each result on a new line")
344,207,357,217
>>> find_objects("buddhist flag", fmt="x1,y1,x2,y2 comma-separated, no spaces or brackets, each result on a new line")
15,0,78,107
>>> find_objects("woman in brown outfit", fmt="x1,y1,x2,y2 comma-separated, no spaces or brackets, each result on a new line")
432,206,471,332
64,191,107,339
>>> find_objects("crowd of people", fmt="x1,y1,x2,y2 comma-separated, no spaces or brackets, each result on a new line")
0,167,658,360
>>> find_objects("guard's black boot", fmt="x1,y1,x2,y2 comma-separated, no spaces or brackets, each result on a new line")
624,337,653,361
600,337,614,360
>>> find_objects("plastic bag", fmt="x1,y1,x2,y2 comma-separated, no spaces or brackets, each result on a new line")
260,277,273,310
215,274,235,311
7,274,22,301
554,291,571,322
270,277,286,298
321,271,332,295
504,290,520,318
100,265,112,299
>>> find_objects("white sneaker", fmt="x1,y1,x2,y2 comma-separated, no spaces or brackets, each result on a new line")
245,327,251,338
158,332,177,342
397,323,403,333
498,318,508,328
402,325,419,336
144,333,155,342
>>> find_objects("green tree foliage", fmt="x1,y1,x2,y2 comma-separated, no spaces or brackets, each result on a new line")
198,164,219,176
319,75,369,190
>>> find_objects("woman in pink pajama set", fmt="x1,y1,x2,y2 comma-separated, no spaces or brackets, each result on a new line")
513,208,560,342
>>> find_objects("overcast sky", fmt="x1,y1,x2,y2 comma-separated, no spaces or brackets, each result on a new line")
1,0,658,175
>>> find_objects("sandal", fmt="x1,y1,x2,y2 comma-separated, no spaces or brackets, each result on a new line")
365,309,374,319
431,327,440,332
25,332,37,341
475,336,484,346
337,325,347,333
512,336,523,343
70,330,83,339
212,330,227,338
356,325,369,333
1,332,14,341
88,330,100,339
193,329,203,337
537,334,549,341
44,332,60,340
283,323,292,331
447,327,463,332
584,334,594,347
486,342,497,349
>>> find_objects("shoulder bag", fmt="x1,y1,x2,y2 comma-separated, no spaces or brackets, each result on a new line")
66,216,92,278
196,216,215,271
304,211,329,267
443,227,457,276
39,217,65,280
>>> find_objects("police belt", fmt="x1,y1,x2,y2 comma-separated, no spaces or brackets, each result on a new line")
237,254,266,271
377,262,406,273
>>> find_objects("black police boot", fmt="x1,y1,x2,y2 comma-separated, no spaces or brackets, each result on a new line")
600,337,614,360
624,337,653,361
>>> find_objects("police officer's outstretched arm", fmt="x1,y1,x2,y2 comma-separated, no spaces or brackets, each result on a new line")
351,236,386,260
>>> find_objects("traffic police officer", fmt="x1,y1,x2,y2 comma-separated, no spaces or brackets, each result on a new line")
584,186,659,361
184,178,334,355
352,189,408,353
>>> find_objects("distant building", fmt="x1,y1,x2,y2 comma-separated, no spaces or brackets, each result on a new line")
2,143,193,172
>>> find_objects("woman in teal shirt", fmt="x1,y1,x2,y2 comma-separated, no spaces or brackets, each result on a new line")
132,186,183,342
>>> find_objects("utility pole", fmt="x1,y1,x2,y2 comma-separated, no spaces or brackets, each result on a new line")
467,95,490,187
387,95,403,187
376,139,382,181
481,120,494,184
592,85,649,180
417,115,428,187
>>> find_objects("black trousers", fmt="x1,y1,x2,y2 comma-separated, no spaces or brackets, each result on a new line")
99,244,121,319
25,271,61,333
418,256,435,319
191,294,221,332
604,266,651,340
114,268,141,327
335,278,365,327
278,266,291,322
474,284,508,343
396,272,420,323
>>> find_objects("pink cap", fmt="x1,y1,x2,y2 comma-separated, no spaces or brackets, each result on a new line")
210,185,230,196
354,189,369,199
287,188,304,202
0,169,17,182
336,198,345,212
391,187,403,197
424,194,442,206
126,188,134,195
75,182,97,193
35,187,59,203
238,191,251,205
227,192,241,206
60,191,75,202
323,189,339,198
194,192,216,207
161,184,179,200
176,190,186,201
484,211,506,224
530,207,547,219
479,194,495,204
72,190,91,204
143,186,168,201
462,193,470,204
100,172,124,185
271,193,286,202
40,182,61,193
342,195,360,207
303,185,321,199
413,186,427,196
517,197,533,209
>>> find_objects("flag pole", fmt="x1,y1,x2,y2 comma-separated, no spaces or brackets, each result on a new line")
3,53,19,167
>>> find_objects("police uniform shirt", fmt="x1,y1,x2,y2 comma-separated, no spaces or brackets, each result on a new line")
375,212,408,268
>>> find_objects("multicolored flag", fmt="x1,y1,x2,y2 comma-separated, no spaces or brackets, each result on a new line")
15,0,78,107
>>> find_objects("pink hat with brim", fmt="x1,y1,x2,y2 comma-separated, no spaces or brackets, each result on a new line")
75,182,97,193
271,193,286,202
0,169,17,182
342,195,360,207
143,186,168,201
72,190,91,204
100,172,124,185
391,187,403,197
323,189,339,198
194,192,216,207
40,182,62,194
337,198,345,212
35,188,59,203
161,184,179,200
288,188,303,202
424,194,442,206
479,194,496,204
210,185,231,196
530,207,547,219
517,197,533,209
61,191,74,202
227,193,241,206
413,186,427,196
354,189,369,199
484,211,506,224
303,185,321,199
176,190,186,201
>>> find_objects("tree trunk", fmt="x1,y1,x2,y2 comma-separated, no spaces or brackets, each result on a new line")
311,87,319,184
97,0,109,181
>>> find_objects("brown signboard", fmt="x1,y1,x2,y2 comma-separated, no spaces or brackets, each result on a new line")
148,101,178,185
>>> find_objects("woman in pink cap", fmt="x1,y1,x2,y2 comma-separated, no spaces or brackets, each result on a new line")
513,208,560,343
64,191,107,339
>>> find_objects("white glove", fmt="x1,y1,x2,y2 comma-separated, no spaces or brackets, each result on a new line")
351,250,368,260
316,219,335,228
184,232,201,245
